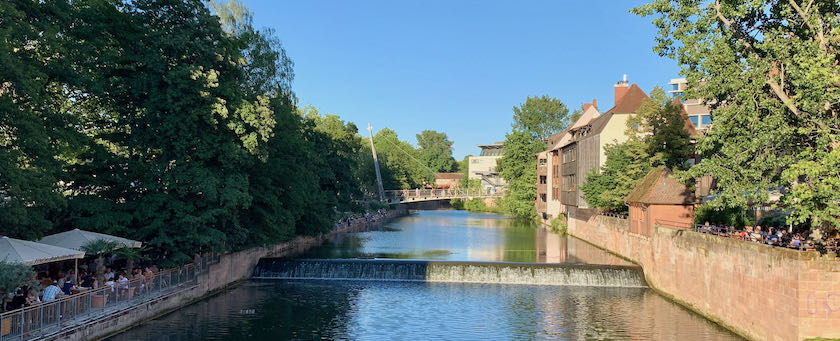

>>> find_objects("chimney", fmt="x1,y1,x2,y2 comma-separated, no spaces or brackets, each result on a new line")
614,74,629,105
582,99,598,112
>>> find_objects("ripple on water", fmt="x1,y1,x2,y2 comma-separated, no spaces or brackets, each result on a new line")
107,281,742,341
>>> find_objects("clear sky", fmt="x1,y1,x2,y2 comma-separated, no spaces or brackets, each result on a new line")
242,0,680,159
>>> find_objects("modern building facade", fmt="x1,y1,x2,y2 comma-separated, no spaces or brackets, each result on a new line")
669,78,713,131
468,143,506,193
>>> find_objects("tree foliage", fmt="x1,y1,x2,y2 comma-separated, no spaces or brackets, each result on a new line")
0,0,386,267
497,131,546,218
499,95,572,218
373,128,433,189
512,95,571,141
0,261,36,300
633,0,840,235
416,130,456,173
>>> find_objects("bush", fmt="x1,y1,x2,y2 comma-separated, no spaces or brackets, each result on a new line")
758,213,788,228
549,214,567,234
450,198,465,210
694,205,755,229
0,261,36,304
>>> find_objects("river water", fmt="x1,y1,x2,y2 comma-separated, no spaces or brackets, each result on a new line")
108,210,741,340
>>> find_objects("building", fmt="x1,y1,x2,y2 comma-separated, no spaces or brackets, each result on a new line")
626,167,696,236
537,75,701,226
434,172,463,189
468,143,505,193
669,78,713,131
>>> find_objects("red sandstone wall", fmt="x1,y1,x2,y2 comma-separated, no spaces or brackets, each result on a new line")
569,214,840,341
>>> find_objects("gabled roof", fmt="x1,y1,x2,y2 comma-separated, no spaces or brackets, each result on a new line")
625,167,695,205
570,104,600,129
606,83,649,115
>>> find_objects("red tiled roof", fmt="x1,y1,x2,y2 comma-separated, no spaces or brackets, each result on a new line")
625,167,695,205
435,172,464,180
606,83,649,114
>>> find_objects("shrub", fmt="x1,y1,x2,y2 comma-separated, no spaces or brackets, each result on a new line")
549,214,568,234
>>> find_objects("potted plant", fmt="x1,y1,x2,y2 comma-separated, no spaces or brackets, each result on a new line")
0,261,36,336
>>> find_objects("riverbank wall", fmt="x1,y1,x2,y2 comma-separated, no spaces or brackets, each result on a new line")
565,212,840,341
41,206,409,341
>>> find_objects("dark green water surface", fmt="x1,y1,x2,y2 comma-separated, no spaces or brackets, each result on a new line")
108,210,742,340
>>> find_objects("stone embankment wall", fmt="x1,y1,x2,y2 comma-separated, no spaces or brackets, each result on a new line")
567,214,840,341
44,206,408,341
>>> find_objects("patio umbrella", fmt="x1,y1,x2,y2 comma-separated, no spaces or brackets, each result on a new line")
38,228,142,251
0,236,85,266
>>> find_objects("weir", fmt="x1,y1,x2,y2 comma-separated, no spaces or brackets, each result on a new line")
252,258,648,288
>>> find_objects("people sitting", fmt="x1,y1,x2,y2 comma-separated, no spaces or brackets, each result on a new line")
42,281,62,302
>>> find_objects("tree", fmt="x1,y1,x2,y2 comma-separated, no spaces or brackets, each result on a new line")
81,239,121,287
374,128,433,189
416,130,456,172
0,0,73,240
512,95,571,141
497,131,546,218
626,87,693,170
569,108,583,124
580,142,651,213
499,95,571,218
0,261,36,310
633,0,840,236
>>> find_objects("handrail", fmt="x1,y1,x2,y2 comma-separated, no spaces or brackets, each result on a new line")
384,188,503,202
0,254,219,341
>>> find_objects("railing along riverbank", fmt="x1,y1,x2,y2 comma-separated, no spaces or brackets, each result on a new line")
385,188,502,203
0,254,220,341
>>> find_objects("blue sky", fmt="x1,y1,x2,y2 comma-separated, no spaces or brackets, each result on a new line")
242,0,680,159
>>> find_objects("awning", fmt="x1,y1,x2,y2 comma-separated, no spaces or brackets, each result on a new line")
38,228,142,251
0,236,86,266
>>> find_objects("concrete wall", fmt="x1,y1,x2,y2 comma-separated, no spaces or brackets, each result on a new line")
44,207,408,341
568,214,840,341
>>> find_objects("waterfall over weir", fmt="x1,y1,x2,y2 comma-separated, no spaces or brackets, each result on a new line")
253,259,647,288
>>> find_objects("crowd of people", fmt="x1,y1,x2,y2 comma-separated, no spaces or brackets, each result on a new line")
334,208,390,231
695,222,839,252
4,264,163,312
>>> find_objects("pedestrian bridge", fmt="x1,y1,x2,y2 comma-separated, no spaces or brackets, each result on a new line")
384,188,502,204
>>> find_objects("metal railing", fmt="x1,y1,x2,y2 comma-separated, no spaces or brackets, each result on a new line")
384,188,502,203
0,255,218,341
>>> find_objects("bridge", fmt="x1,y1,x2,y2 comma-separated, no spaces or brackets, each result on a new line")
384,188,503,204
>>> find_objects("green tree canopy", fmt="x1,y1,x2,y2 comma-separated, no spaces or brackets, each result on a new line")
512,95,571,141
634,0,840,235
416,130,456,173
374,128,433,189
497,131,545,218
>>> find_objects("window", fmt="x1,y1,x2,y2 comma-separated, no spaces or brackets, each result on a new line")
539,176,547,184
700,114,712,127
539,158,547,167
672,83,679,91
540,194,547,202
689,116,700,128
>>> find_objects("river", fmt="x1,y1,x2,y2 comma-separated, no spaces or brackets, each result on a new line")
108,210,741,340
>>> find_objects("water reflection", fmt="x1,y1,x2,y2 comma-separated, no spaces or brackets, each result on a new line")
304,210,632,266
108,281,741,341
